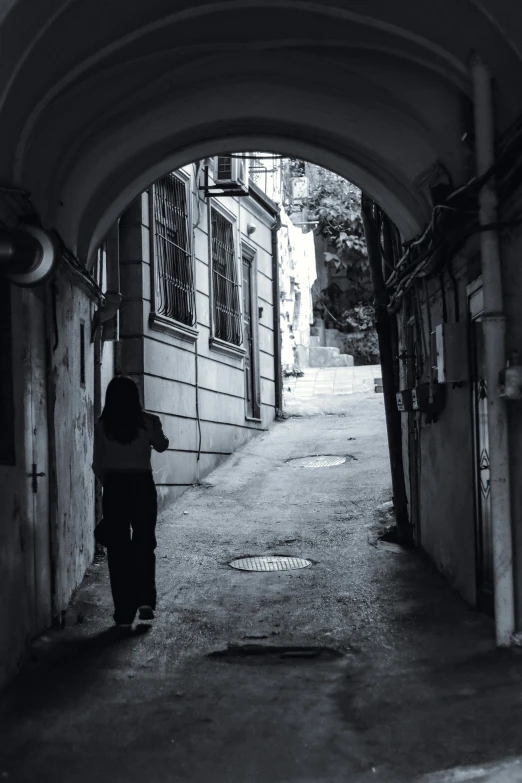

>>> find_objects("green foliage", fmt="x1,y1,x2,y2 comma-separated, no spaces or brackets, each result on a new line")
340,303,375,332
291,163,373,305
342,331,380,366
285,160,377,362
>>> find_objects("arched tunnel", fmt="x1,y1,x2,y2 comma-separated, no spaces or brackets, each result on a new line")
2,2,522,780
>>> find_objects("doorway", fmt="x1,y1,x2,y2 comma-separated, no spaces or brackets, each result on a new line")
242,250,261,420
468,280,494,615
15,286,52,634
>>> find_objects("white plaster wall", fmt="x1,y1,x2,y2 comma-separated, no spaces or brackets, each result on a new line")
279,215,316,373
48,267,96,616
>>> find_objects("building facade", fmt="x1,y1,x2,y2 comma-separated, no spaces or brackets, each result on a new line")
110,160,281,510
0,156,287,685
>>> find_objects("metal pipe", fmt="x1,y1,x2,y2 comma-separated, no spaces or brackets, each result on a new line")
470,52,515,646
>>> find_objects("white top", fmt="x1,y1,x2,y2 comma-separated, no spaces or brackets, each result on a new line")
92,411,169,480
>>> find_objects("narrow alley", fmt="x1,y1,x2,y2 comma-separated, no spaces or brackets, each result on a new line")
1,388,520,783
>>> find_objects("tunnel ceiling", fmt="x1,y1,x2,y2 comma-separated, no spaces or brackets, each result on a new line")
0,0,522,259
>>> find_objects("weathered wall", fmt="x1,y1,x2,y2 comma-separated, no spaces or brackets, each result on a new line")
0,285,37,685
48,266,96,616
119,177,277,511
0,270,96,687
397,256,477,606
502,219,522,627
279,218,316,373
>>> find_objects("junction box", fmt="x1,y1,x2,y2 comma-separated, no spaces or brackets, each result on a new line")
432,322,469,384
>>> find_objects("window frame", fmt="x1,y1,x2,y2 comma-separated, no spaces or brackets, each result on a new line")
148,168,198,343
208,199,245,358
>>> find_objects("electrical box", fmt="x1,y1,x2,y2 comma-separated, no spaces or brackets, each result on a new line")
396,389,415,412
412,383,446,421
433,322,469,383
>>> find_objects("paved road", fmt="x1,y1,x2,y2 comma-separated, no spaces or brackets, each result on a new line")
284,365,382,398
1,391,521,782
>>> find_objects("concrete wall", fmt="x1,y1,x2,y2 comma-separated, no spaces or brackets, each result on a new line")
397,255,477,606
502,219,522,627
279,218,316,373
397,219,522,620
0,285,39,684
47,266,96,618
118,174,277,510
0,266,96,687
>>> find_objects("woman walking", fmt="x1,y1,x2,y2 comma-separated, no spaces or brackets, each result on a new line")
92,375,169,626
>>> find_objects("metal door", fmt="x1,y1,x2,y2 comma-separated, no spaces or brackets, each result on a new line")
469,285,494,614
242,256,256,418
21,287,52,633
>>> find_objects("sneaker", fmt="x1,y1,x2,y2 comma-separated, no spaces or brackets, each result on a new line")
138,605,154,621
115,622,133,628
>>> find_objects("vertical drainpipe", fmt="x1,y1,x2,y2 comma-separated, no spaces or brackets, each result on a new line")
470,53,515,646
271,211,283,413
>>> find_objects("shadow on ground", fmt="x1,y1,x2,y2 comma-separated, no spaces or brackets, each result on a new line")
1,392,522,782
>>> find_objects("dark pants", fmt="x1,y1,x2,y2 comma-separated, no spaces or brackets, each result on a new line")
102,471,158,624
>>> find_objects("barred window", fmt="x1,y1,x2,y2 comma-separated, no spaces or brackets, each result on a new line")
211,208,242,346
152,173,196,327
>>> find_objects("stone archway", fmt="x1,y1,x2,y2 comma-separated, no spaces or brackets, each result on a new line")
1,1,521,263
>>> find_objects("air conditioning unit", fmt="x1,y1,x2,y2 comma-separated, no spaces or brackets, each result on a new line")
201,155,250,197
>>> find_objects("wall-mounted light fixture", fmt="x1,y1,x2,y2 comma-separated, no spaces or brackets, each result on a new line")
247,223,256,235
0,225,58,286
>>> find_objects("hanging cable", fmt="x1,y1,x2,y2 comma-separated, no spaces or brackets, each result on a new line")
423,278,434,404
447,257,460,322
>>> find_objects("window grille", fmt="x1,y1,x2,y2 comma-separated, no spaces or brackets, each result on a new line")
153,173,196,326
211,209,242,345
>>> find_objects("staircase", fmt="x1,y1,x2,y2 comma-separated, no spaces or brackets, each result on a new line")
309,335,354,367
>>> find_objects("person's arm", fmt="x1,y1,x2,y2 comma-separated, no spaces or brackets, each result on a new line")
145,413,169,453
92,421,106,483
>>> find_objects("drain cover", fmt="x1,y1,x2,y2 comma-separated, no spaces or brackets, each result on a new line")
287,455,347,468
229,555,312,572
208,645,343,663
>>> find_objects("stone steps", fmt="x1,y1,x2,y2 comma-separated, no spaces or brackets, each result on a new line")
310,333,354,367
309,344,354,367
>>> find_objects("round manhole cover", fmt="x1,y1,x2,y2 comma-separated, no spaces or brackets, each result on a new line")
287,455,347,468
229,556,312,572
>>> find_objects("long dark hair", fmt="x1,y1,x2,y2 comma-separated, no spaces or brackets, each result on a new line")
99,375,146,444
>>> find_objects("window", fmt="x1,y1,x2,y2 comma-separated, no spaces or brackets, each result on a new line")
151,172,196,328
210,208,242,347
